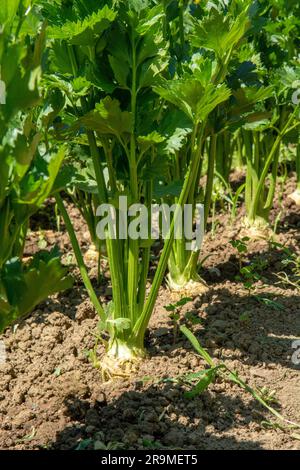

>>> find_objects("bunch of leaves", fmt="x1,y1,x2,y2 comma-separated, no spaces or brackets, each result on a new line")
190,0,252,63
0,1,72,329
0,247,73,332
252,0,300,71
40,0,177,355
0,0,64,262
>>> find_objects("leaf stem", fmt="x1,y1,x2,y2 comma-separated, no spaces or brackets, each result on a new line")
55,193,105,321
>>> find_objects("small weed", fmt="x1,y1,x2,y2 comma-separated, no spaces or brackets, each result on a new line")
270,242,300,291
235,264,261,293
256,386,279,405
164,297,193,343
94,440,125,450
230,237,250,270
53,367,62,377
239,312,251,323
142,439,164,449
16,427,36,443
230,238,271,293
178,325,300,433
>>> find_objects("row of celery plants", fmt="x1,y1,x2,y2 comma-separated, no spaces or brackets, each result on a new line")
40,0,299,365
2,0,299,366
210,0,300,226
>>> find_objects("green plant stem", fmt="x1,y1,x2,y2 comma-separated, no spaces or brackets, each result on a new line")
249,108,298,222
177,131,217,281
132,123,205,341
236,129,244,168
204,133,217,226
243,130,253,215
178,0,185,60
186,132,217,277
55,193,105,321
127,30,139,324
264,106,287,212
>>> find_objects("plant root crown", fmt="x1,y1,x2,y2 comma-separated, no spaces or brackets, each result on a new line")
168,277,208,301
84,244,99,264
240,217,274,241
288,189,300,206
99,343,145,381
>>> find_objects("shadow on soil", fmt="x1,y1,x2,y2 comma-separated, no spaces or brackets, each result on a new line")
147,285,300,370
202,241,299,285
50,381,267,450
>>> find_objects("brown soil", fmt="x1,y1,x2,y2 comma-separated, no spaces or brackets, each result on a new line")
0,172,299,450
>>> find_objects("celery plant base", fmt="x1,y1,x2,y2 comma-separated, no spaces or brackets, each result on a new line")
106,339,145,360
167,274,208,299
241,216,273,240
83,244,99,264
288,189,300,206
100,355,140,381
100,339,146,380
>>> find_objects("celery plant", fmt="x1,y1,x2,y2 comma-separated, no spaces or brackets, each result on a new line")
242,69,300,232
43,0,230,366
240,0,300,230
156,0,254,290
42,0,171,361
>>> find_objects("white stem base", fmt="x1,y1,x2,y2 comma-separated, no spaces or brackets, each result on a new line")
288,189,300,206
84,244,99,263
240,216,273,240
100,340,145,381
106,340,144,361
167,274,208,299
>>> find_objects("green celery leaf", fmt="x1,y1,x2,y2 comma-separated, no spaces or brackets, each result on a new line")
108,55,129,88
0,248,73,332
12,146,65,222
48,6,116,46
0,0,21,27
191,6,251,59
154,78,231,124
78,97,132,137
137,131,165,153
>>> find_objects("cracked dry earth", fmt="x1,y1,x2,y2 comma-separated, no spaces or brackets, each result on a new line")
0,173,299,450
